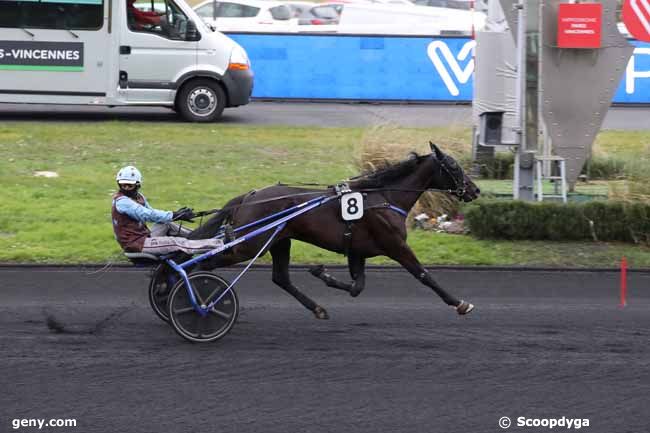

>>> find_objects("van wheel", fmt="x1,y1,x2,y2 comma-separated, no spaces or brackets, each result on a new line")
177,79,226,122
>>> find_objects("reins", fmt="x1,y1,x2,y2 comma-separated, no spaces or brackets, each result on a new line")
193,185,463,217
192,190,336,217
193,153,469,217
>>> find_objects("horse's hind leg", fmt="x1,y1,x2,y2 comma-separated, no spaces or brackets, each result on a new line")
309,254,366,298
270,238,329,320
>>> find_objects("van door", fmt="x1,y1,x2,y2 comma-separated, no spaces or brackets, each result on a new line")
119,0,198,103
0,0,109,103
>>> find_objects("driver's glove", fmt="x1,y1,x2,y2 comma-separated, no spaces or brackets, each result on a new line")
172,207,195,222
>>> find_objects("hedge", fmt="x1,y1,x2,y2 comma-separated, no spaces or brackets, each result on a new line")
464,200,650,243
469,154,626,180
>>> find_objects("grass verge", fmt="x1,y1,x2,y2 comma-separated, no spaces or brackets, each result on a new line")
1,122,649,267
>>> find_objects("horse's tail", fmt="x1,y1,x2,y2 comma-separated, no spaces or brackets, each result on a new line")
189,194,247,240
217,194,247,225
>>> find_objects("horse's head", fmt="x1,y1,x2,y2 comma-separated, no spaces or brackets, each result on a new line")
429,142,480,202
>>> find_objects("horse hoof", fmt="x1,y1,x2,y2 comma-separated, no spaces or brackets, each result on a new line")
313,306,329,320
349,289,361,298
309,265,325,278
455,300,474,315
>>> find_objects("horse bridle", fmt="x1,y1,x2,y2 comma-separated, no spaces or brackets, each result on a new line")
436,154,468,199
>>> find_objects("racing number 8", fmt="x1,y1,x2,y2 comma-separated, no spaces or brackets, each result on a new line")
341,192,363,221
347,198,358,215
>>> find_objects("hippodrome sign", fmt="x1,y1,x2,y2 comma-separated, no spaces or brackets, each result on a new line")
622,0,650,42
556,3,602,48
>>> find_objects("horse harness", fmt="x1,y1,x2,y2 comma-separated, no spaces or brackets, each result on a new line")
334,183,408,257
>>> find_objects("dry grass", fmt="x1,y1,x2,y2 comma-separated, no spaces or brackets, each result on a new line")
354,124,471,222
594,132,650,202
607,146,650,203
354,124,469,172
609,180,650,204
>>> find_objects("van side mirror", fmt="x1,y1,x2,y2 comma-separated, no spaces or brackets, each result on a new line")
185,20,201,41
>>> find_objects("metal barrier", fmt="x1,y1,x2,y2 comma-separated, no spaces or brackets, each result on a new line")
226,32,650,104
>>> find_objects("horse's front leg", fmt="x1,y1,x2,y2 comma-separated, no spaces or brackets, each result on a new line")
389,241,473,314
369,214,473,314
348,255,366,297
309,254,366,298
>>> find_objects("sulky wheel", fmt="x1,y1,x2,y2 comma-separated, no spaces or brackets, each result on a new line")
167,272,239,343
148,264,180,323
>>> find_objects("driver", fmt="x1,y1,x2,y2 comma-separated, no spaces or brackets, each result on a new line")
127,0,164,30
112,166,223,255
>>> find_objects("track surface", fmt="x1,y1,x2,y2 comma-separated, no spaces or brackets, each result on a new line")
1,266,649,433
0,102,648,130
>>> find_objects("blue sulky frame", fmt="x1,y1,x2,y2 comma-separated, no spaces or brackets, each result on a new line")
164,194,337,316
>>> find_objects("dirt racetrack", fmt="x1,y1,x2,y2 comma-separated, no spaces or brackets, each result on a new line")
1,266,649,433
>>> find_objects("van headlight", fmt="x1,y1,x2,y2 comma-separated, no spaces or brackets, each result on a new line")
228,46,250,70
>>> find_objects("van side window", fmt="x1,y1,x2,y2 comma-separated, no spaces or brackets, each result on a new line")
127,0,194,41
196,3,217,20
0,0,104,30
269,5,291,21
216,3,260,18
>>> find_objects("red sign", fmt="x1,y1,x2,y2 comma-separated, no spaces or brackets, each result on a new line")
557,3,602,49
623,0,650,42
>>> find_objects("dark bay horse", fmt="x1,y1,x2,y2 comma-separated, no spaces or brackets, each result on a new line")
189,143,480,319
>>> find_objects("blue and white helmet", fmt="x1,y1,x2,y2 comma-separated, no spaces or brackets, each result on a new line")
116,166,142,185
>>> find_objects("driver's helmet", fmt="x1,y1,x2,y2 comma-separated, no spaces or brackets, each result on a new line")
116,166,142,185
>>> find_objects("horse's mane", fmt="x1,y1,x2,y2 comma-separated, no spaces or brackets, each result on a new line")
348,152,429,189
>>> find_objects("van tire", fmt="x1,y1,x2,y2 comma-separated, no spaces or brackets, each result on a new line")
176,79,226,122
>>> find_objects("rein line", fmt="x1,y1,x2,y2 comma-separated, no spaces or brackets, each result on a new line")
194,185,459,217
275,182,461,195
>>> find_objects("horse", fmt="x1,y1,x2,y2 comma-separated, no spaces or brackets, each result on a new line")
188,142,480,319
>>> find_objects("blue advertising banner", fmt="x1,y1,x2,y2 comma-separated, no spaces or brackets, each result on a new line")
613,40,650,103
227,33,650,104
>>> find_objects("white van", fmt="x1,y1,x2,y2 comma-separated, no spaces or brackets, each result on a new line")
0,0,253,122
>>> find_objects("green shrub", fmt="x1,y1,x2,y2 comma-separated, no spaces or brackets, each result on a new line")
468,155,626,181
470,152,514,179
464,199,650,243
582,157,627,180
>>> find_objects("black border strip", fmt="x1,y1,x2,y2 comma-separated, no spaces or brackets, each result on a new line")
0,90,106,97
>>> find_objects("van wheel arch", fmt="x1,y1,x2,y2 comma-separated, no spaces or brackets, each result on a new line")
175,77,227,123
